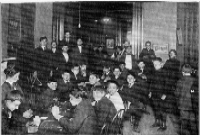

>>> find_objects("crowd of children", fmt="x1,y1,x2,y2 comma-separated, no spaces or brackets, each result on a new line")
1,39,198,135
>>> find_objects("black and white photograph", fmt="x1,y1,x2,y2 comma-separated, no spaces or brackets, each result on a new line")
1,1,199,135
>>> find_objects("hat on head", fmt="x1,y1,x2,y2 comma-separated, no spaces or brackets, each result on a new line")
47,76,57,83
127,70,136,78
92,85,107,92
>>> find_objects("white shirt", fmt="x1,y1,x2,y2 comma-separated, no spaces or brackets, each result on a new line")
125,55,132,70
78,46,82,53
106,92,124,112
41,46,46,51
52,48,56,53
62,52,69,63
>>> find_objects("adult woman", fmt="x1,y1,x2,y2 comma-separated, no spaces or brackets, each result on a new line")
2,63,23,100
52,91,97,135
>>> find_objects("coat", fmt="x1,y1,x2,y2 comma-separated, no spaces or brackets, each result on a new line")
94,96,117,132
119,54,137,70
70,45,89,65
57,53,72,72
59,99,97,135
139,48,155,60
57,79,74,101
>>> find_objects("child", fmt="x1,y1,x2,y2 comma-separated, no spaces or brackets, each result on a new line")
119,61,128,80
101,64,112,82
70,64,81,85
57,69,74,102
92,85,117,133
2,90,24,134
40,77,59,114
111,66,125,88
106,80,124,112
120,71,145,133
175,64,196,135
79,62,89,83
149,57,168,131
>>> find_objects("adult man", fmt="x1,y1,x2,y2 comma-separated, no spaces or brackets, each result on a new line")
71,38,88,65
32,36,50,85
139,41,155,60
59,31,74,53
119,46,137,71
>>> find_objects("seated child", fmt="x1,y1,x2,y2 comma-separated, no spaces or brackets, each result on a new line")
120,71,146,133
79,62,89,83
106,80,124,112
111,66,125,88
57,69,74,102
101,64,112,82
70,64,82,86
2,90,24,134
92,85,117,133
119,61,128,80
40,77,59,114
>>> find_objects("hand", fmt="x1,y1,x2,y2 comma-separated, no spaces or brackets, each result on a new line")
33,71,37,78
23,109,33,118
91,101,96,106
148,92,152,98
161,94,166,100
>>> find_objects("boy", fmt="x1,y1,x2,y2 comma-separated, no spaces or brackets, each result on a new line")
92,85,117,133
111,66,125,88
175,64,196,135
120,71,146,133
70,64,81,85
106,80,124,112
119,61,128,80
2,90,24,134
149,57,168,131
40,77,59,113
57,69,74,102
101,64,112,82
79,62,89,83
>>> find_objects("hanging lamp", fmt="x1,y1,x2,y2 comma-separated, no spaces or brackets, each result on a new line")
78,3,81,28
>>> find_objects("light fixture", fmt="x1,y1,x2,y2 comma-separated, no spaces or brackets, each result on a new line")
78,3,81,28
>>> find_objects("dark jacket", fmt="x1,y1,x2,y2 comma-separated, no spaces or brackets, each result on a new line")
94,96,117,132
175,76,194,110
119,54,137,70
57,52,72,72
57,79,74,101
149,68,167,99
59,99,97,135
70,45,89,65
139,48,155,60
46,49,60,71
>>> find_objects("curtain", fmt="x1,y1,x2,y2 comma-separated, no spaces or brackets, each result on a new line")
131,2,143,59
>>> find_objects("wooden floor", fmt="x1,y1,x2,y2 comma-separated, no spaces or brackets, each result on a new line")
123,106,179,135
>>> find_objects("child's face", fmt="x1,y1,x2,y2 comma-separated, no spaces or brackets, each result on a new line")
126,47,132,54
103,67,110,73
93,90,104,101
62,46,69,53
6,100,21,112
51,42,57,48
119,64,125,71
127,74,135,84
138,62,145,69
89,74,98,85
113,68,121,76
69,95,81,106
62,73,70,81
72,67,79,75
153,60,162,70
80,65,86,72
11,73,20,82
48,82,57,90
107,83,118,96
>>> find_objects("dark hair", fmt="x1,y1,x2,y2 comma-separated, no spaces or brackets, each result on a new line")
137,59,145,64
169,49,177,56
182,63,192,73
145,41,151,46
70,91,88,99
153,57,162,62
127,71,136,78
5,90,23,102
4,64,19,78
93,85,106,93
61,69,71,74
40,36,47,42
71,64,79,69
47,77,57,83
107,80,119,88
90,72,100,79
113,66,122,72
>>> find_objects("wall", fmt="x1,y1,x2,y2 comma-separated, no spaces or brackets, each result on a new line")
143,2,177,62
34,3,53,49
1,4,9,59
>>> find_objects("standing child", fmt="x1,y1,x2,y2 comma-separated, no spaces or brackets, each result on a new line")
149,57,168,131
175,64,196,135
